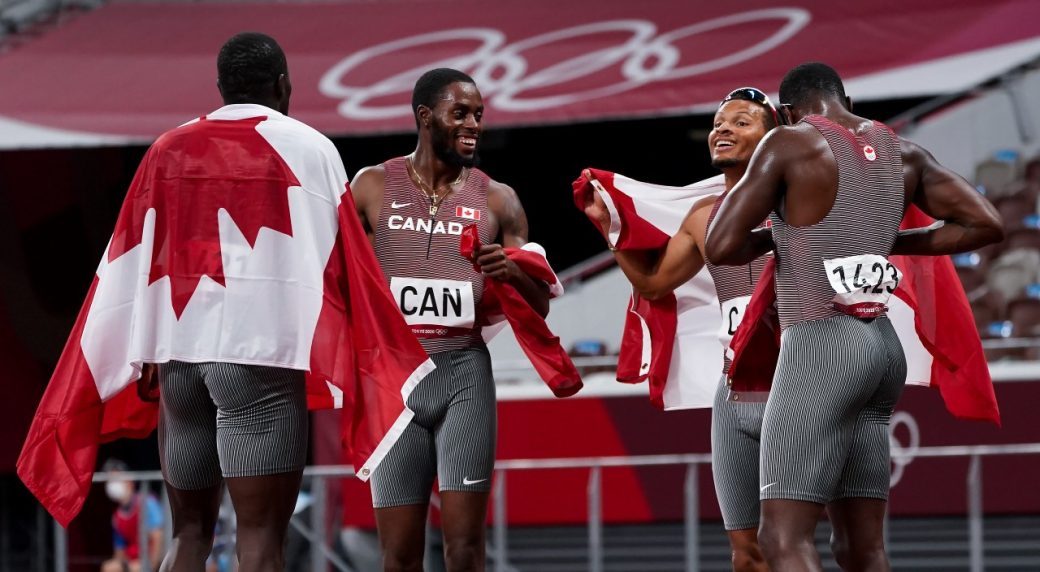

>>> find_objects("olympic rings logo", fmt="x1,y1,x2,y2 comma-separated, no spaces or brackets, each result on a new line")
889,411,921,488
318,8,811,120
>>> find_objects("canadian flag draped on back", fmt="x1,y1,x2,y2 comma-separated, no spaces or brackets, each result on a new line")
17,105,434,526
573,168,999,423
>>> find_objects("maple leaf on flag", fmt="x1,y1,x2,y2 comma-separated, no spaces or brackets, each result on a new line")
108,117,299,318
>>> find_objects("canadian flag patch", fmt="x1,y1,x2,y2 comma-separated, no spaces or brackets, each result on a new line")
863,145,877,161
456,206,481,220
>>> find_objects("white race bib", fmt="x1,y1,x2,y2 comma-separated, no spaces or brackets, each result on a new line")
389,277,475,328
718,295,751,359
823,254,902,318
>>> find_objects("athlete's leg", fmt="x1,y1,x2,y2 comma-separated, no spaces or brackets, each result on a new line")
828,415,892,572
157,361,223,572
727,528,769,572
758,317,886,570
375,504,429,572
371,355,446,571
204,363,309,572
827,498,889,572
224,471,303,571
758,500,825,572
160,484,223,572
440,491,490,571
829,318,906,572
711,375,769,572
435,347,496,571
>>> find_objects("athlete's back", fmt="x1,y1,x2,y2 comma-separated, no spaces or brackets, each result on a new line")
771,114,905,328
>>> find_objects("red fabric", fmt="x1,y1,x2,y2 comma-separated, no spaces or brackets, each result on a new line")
459,225,582,398
17,278,158,527
729,207,999,424
890,206,1000,424
615,293,677,409
305,187,434,467
727,259,781,393
18,180,431,526
107,117,297,318
572,168,671,250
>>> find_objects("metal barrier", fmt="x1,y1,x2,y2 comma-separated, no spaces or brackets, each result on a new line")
63,442,1040,572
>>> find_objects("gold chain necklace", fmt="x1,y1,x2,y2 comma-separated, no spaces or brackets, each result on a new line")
406,155,466,216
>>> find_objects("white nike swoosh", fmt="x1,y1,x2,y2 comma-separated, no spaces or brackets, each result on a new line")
391,201,412,209
462,477,488,486
760,482,777,492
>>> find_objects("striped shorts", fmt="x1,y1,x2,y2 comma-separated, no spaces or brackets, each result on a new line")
157,361,308,490
760,315,906,504
371,345,496,508
711,375,767,531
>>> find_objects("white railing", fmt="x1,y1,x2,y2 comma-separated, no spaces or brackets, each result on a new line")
48,442,1040,572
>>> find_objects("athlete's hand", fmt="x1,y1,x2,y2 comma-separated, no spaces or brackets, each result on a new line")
475,244,524,283
136,363,159,402
581,178,612,241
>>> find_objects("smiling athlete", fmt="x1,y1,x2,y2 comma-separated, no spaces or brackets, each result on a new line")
350,68,550,571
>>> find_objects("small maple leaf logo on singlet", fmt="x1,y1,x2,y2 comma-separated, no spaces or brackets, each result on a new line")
863,145,877,161
108,117,299,318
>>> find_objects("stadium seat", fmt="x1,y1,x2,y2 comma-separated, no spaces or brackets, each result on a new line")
994,195,1037,231
1024,155,1040,184
975,152,1020,193
956,265,986,294
980,317,1027,361
1006,228,1040,252
971,290,1004,333
986,248,1040,305
569,338,615,375
998,180,1040,204
1008,295,1040,337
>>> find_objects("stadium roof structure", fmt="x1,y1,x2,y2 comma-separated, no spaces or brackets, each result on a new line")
0,0,1037,149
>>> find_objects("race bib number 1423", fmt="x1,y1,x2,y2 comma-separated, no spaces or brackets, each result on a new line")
823,254,902,318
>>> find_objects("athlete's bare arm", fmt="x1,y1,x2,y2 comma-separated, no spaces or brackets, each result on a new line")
584,190,714,300
892,139,1004,255
349,165,387,245
482,180,551,317
705,128,806,265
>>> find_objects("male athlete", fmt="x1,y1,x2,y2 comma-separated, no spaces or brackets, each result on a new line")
706,63,1003,571
351,68,550,571
584,87,779,572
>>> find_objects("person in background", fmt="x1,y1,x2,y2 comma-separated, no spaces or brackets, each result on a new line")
100,459,165,572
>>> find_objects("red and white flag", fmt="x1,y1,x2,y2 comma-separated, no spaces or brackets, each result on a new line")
456,205,481,220
17,105,434,526
574,168,999,423
573,168,724,409
460,225,582,398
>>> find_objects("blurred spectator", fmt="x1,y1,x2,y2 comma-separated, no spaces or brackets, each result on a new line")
100,459,164,572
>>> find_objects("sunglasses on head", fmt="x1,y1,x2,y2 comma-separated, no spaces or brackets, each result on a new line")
720,87,784,126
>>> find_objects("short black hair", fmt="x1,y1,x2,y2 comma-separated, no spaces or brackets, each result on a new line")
778,62,846,108
217,32,288,101
411,68,476,126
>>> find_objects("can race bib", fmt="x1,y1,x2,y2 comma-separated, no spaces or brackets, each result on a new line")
389,277,475,335
718,295,751,359
823,254,902,318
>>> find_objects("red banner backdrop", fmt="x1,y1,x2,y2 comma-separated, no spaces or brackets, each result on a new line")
0,0,1037,147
